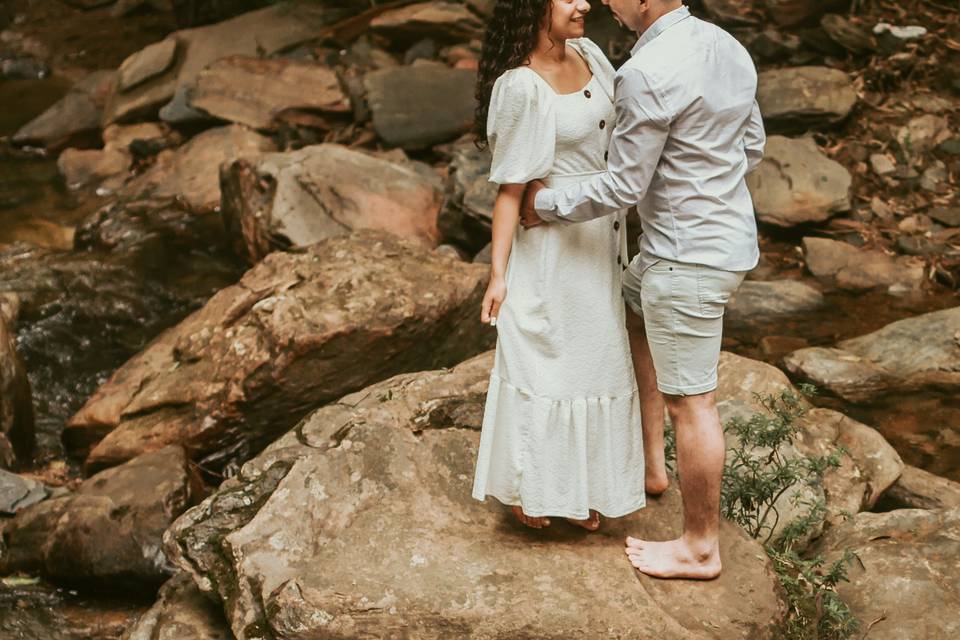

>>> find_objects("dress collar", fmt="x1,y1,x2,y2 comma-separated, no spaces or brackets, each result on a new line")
630,5,691,57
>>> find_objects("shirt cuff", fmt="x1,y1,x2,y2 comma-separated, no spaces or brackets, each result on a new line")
534,187,559,222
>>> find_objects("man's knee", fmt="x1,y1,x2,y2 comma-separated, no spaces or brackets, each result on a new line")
665,390,717,419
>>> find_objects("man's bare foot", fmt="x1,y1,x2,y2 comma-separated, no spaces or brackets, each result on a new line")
623,536,722,580
565,510,600,531
645,469,669,496
511,506,551,529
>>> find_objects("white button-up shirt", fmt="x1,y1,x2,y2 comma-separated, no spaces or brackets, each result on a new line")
534,5,765,273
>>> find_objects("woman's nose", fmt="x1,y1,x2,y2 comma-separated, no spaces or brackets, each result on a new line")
578,0,591,13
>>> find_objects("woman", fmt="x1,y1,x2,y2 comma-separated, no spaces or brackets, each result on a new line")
471,0,645,531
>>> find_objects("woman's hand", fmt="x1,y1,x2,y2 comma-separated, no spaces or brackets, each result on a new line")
481,275,507,326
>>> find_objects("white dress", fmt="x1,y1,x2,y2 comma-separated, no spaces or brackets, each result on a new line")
472,38,645,519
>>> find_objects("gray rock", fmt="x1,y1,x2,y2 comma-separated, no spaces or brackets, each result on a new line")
220,144,443,264
64,231,495,472
784,306,960,402
747,136,851,226
438,137,496,251
165,350,788,640
815,508,960,640
0,468,47,514
188,56,351,130
117,38,178,93
764,0,844,28
897,114,950,157
365,65,476,149
820,13,875,54
869,153,896,176
726,279,824,328
757,66,857,131
702,0,762,26
12,71,114,150
883,465,960,510
370,1,483,47
122,573,232,640
930,206,960,227
801,237,925,292
0,446,198,588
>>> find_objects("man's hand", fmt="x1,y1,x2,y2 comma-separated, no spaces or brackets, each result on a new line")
520,179,547,229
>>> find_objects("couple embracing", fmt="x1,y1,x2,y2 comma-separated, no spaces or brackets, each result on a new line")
470,0,766,580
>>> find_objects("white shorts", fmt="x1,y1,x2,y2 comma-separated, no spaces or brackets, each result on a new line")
621,256,747,396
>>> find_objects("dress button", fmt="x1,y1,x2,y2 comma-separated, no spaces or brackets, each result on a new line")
604,151,609,161
617,255,622,265
614,220,620,231
584,89,591,98
599,120,606,129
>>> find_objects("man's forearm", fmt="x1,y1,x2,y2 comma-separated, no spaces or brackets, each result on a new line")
534,171,637,224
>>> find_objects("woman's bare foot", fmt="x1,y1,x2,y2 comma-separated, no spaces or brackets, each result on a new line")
645,468,670,496
623,535,721,580
511,506,551,529
565,509,600,531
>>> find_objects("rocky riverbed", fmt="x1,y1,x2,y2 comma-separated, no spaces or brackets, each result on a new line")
1,0,959,638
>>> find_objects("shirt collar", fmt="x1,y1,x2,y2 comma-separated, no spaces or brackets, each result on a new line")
630,5,691,56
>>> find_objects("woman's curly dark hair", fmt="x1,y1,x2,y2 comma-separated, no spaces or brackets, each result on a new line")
474,0,552,149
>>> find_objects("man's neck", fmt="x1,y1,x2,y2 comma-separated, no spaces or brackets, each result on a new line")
636,2,684,38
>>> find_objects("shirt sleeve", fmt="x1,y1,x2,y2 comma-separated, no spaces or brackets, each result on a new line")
743,99,766,173
534,66,671,224
487,71,555,185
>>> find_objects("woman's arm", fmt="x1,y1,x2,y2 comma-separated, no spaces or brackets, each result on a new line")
480,183,524,324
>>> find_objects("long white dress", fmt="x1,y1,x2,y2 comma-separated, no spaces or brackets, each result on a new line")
471,38,645,520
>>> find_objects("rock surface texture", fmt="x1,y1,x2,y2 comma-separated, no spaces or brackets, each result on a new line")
166,351,788,640
220,144,443,265
64,231,494,472
783,306,960,402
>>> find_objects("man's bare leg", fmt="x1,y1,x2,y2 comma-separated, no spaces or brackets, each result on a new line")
625,391,724,579
625,308,669,495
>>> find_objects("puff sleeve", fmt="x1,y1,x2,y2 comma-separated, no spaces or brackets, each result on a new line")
486,69,555,185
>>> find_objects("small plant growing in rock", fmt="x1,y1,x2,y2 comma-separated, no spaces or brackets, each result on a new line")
664,385,860,639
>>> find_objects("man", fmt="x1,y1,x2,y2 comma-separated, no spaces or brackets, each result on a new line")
520,0,765,580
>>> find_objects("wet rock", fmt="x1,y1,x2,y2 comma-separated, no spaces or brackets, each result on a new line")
59,0,116,8
801,237,924,292
0,468,47,514
815,508,960,640
165,350,787,640
0,312,34,469
12,71,114,150
757,67,856,131
64,231,494,472
783,306,960,403
370,1,483,47
1,56,50,80
57,148,129,190
764,0,844,28
0,446,199,589
746,136,851,226
188,56,351,131
103,2,351,124
726,279,824,328
119,124,275,212
796,408,903,525
820,14,874,54
883,465,960,510
221,144,442,265
365,65,476,149
438,138,496,251
111,0,174,18
122,573,231,640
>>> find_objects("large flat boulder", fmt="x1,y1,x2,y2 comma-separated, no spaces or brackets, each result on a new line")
12,71,114,150
370,1,483,47
118,124,275,212
103,1,353,124
165,351,788,640
726,279,824,328
815,508,960,640
188,56,351,130
801,236,924,292
757,67,856,131
747,136,851,226
784,306,960,402
221,144,443,265
0,446,199,589
123,573,232,640
764,0,846,28
883,465,960,510
365,64,476,149
64,231,494,472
